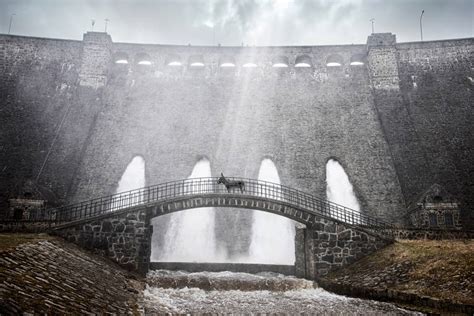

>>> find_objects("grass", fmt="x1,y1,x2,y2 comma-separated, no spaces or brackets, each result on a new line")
0,233,54,250
324,239,474,305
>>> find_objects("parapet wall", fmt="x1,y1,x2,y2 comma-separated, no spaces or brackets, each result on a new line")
0,31,473,229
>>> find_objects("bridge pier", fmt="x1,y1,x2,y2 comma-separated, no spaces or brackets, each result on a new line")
52,206,394,278
50,182,395,278
295,219,393,280
53,208,153,275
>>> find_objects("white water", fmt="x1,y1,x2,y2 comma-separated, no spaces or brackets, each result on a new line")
248,159,296,265
116,156,146,193
158,159,224,262
143,271,422,315
325,159,361,219
112,156,146,210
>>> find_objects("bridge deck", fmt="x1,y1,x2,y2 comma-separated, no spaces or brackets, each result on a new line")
42,177,393,228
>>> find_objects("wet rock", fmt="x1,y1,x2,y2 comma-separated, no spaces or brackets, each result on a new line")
101,221,113,232
338,230,352,241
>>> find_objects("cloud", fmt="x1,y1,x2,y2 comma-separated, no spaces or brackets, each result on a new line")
1,0,472,45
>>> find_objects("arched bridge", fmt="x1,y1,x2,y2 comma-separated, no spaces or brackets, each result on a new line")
47,177,395,279
51,177,391,228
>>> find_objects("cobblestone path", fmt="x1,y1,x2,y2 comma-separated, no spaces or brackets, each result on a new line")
0,237,143,314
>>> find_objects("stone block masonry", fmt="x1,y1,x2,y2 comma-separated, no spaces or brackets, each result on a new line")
48,194,394,279
298,217,394,279
0,238,143,314
53,208,152,274
78,32,112,88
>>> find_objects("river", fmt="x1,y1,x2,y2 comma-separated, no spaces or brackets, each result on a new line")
143,270,423,315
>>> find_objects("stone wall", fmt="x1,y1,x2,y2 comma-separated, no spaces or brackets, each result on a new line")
45,200,394,279
298,218,394,279
376,228,474,240
318,278,474,315
53,208,152,274
409,203,461,229
0,220,54,233
149,262,295,275
78,32,112,88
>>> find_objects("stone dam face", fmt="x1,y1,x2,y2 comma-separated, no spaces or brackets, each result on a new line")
0,32,473,230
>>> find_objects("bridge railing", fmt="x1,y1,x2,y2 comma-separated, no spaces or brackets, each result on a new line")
49,177,393,228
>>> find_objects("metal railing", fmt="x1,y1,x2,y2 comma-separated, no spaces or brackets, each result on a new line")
42,177,393,228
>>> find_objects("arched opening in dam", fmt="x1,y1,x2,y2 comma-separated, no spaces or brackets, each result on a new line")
116,156,146,194
325,159,361,219
249,158,296,265
110,155,146,211
152,158,221,262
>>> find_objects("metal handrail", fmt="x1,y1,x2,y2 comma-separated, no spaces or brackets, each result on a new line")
42,177,393,228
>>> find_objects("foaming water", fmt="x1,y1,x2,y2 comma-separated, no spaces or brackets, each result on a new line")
326,159,360,213
248,159,296,265
157,159,224,262
143,270,422,315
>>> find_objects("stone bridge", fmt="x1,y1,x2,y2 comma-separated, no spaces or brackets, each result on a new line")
48,177,394,279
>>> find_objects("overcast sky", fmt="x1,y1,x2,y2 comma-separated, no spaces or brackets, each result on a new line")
0,0,472,46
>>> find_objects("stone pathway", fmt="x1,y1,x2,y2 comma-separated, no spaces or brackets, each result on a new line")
0,237,144,314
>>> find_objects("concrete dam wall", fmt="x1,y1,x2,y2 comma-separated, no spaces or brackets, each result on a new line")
0,32,472,229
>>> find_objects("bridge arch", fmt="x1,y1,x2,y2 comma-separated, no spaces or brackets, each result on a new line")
51,178,394,279
149,193,314,225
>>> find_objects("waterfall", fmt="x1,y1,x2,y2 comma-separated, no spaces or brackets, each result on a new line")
326,159,361,220
112,156,146,211
158,158,223,262
248,159,295,265
116,156,146,193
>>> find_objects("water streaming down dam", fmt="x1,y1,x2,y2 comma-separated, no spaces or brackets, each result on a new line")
114,158,417,313
157,158,224,262
148,158,296,264
122,157,361,263
116,156,146,194
248,159,296,264
326,159,361,216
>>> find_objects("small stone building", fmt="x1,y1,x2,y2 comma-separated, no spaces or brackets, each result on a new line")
406,184,461,230
6,180,57,220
